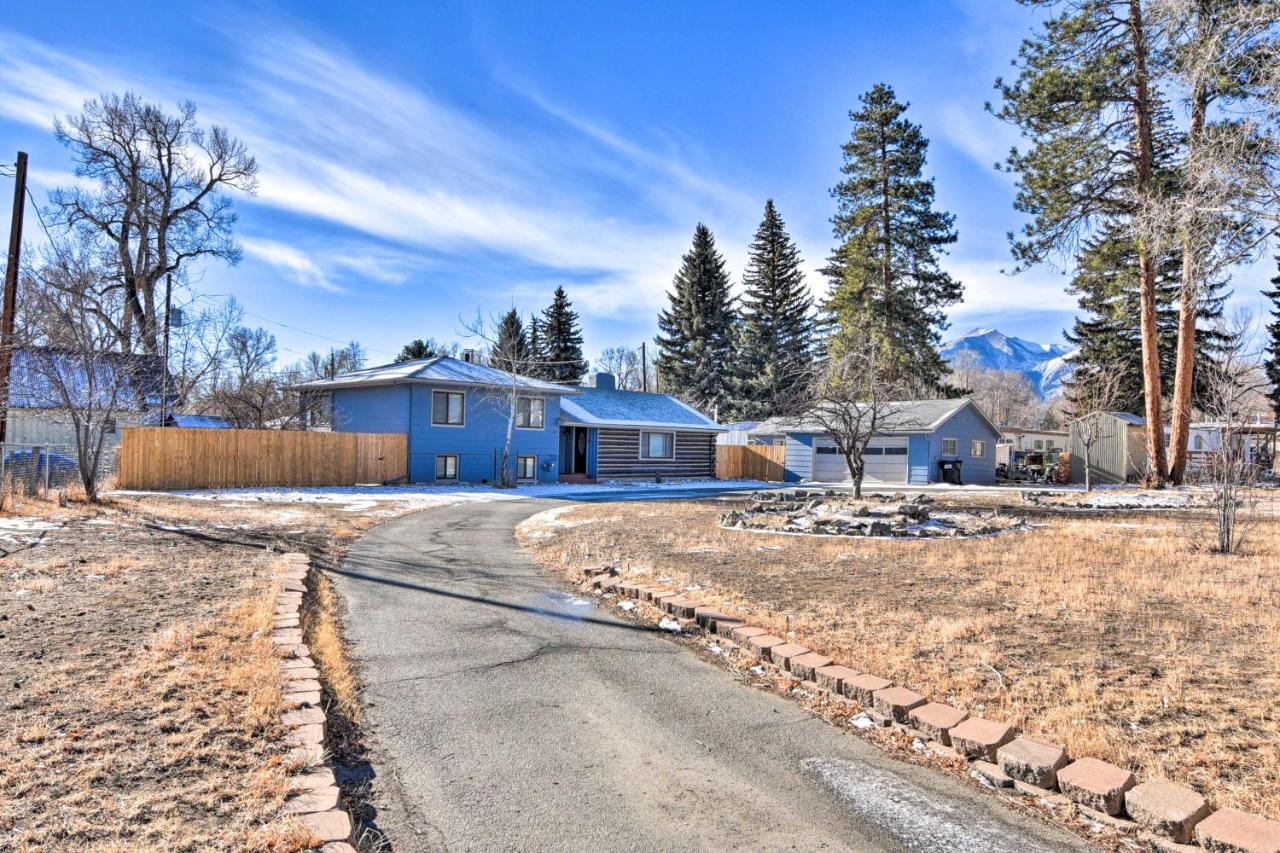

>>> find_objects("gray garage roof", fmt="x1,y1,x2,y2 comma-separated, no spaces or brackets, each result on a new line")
751,398,988,436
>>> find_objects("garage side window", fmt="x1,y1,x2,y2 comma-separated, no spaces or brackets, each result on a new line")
941,438,958,455
640,431,675,459
971,440,986,458
432,390,465,426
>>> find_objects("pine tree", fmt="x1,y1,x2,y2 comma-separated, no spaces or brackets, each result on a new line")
993,0,1170,483
823,83,961,388
394,339,434,363
730,200,814,420
1064,225,1227,415
1264,257,1280,420
541,287,587,384
655,223,737,412
526,313,546,379
491,309,530,374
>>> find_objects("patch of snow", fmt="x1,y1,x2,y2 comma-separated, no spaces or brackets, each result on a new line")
0,517,61,531
616,600,636,611
658,617,682,633
850,714,876,730
708,643,722,655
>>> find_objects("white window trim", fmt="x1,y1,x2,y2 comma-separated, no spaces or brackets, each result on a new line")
516,454,538,481
434,453,459,481
431,389,466,427
639,430,676,460
941,437,959,456
971,439,986,458
515,396,545,430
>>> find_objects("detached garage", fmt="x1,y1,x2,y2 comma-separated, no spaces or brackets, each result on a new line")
749,398,1000,487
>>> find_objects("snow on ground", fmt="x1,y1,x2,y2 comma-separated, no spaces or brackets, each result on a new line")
111,479,775,514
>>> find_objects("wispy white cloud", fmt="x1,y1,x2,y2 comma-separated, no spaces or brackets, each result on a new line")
0,26,750,318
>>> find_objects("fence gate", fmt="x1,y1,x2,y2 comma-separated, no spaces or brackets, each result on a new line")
117,427,408,490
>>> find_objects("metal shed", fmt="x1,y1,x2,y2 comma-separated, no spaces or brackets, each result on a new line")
1068,411,1147,485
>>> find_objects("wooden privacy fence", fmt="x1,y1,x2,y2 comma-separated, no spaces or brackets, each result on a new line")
117,427,408,490
716,444,786,482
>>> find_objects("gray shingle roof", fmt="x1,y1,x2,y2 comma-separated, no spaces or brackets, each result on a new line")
294,356,575,394
560,388,724,431
750,398,977,435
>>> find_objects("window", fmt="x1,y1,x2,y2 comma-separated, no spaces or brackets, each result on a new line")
103,418,117,434
971,440,987,458
516,455,537,480
434,454,458,481
515,397,545,429
884,446,908,456
941,438,958,455
1046,440,1057,450
432,390,465,426
640,431,675,459
863,447,884,456
1194,434,1204,450
815,445,840,455
1034,439,1044,449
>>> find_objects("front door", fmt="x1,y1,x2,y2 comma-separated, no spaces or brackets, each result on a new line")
573,427,589,474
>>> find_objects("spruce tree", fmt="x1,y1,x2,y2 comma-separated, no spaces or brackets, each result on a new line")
541,287,587,384
655,223,736,413
1064,225,1227,415
491,308,530,374
1264,257,1280,420
731,200,814,420
823,83,961,388
527,313,546,379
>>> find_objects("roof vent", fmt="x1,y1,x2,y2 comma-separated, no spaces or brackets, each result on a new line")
594,372,616,390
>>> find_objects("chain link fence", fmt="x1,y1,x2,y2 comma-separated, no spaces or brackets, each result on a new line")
0,443,119,498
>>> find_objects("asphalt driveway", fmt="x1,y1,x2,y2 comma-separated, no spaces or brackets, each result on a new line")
334,498,1091,852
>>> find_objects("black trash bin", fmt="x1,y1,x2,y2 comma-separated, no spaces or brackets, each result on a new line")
937,459,963,485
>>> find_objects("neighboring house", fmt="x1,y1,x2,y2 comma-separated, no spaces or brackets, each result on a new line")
998,425,1068,452
142,413,235,429
748,398,1000,486
715,421,760,447
558,373,724,481
297,359,725,484
3,348,164,450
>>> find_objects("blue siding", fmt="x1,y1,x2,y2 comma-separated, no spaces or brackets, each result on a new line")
332,384,562,484
783,433,814,482
332,386,411,434
908,435,930,485
927,404,999,485
586,428,598,478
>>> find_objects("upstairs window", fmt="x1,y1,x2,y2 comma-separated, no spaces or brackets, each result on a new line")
516,397,545,429
432,390,465,426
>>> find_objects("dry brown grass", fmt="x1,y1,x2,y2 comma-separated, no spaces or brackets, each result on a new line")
519,497,1280,820
304,570,360,726
0,507,315,851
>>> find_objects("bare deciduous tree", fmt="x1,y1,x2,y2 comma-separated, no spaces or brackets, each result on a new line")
595,346,656,391
50,93,258,355
946,350,1043,427
1065,362,1125,492
802,334,915,499
464,313,549,487
208,327,280,429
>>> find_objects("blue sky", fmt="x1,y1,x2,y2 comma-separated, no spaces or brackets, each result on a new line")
1,1,1274,366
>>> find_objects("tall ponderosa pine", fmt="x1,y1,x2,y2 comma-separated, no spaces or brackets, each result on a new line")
540,287,587,384
730,200,815,420
824,84,961,388
491,309,530,374
1264,257,1280,420
994,0,1170,483
1064,225,1227,414
655,224,736,413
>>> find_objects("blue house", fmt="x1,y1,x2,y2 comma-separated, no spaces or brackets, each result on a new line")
748,398,1000,486
298,359,724,484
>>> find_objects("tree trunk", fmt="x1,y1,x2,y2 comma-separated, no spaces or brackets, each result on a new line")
1128,0,1168,486
1084,444,1093,492
1168,59,1210,485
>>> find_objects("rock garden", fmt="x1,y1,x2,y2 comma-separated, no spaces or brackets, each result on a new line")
719,490,1028,538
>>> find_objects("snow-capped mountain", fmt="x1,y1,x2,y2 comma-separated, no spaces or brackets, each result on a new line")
941,328,1076,399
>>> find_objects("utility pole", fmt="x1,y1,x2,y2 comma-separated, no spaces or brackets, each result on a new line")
640,341,648,393
0,151,28,445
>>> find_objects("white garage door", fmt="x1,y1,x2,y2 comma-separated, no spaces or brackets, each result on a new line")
813,437,909,484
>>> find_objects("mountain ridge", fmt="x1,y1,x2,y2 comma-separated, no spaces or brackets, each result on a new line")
941,328,1076,400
